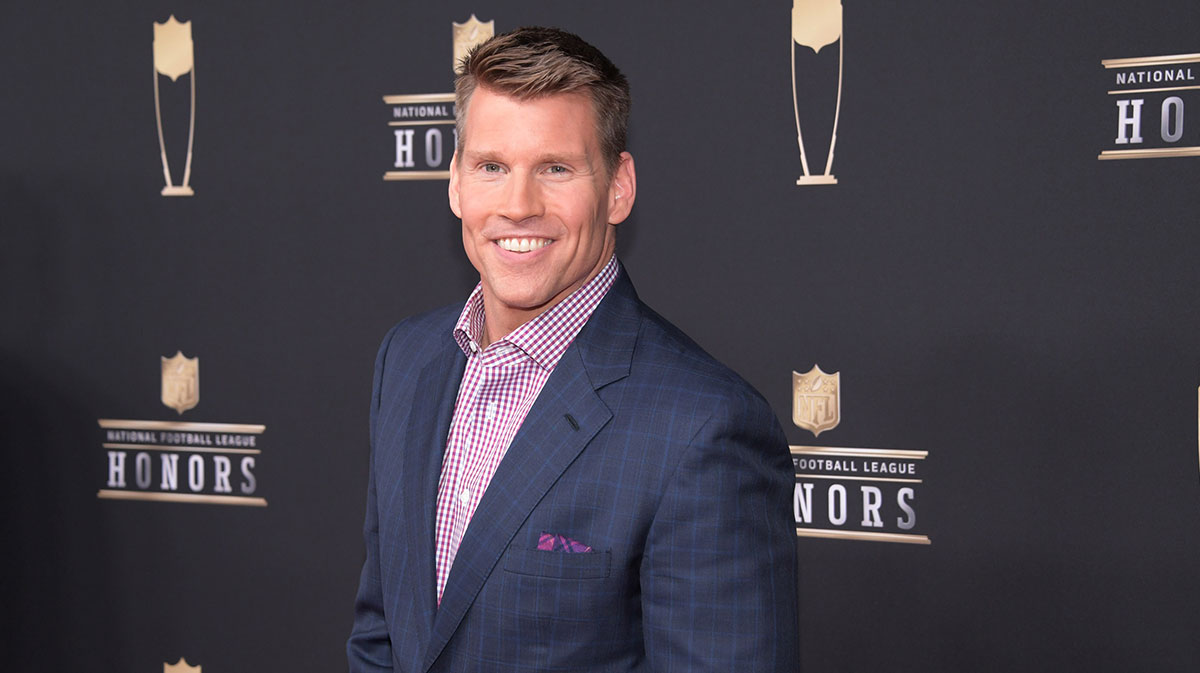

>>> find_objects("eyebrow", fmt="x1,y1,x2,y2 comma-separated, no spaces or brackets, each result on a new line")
463,149,592,166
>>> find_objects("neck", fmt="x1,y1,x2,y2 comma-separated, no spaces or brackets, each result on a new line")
479,253,615,348
479,305,538,349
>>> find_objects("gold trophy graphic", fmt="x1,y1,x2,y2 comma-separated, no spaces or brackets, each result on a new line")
153,15,196,196
791,0,842,185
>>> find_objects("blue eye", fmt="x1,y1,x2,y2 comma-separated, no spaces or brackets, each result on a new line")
482,163,500,172
547,165,567,174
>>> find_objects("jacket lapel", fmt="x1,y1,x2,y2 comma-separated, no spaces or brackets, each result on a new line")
421,270,641,671
390,341,464,656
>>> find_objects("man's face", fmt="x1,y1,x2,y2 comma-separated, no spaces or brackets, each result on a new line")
449,86,635,337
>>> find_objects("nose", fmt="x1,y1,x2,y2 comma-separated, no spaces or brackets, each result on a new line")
497,171,543,222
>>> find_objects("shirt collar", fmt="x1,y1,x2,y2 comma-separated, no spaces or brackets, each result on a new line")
452,255,620,370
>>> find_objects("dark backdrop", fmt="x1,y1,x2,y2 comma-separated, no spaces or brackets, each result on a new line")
3,1,1198,671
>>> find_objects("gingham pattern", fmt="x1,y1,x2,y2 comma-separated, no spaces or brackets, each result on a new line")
434,255,619,603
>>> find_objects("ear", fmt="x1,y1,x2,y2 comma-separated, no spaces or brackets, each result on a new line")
606,151,636,225
448,153,462,218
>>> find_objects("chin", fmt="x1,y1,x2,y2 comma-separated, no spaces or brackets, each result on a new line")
496,289,555,312
488,274,554,304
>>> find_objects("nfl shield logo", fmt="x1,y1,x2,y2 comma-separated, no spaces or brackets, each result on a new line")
793,365,840,437
161,351,199,414
452,14,494,73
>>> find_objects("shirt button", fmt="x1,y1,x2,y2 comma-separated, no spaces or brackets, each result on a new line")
469,342,479,353
484,403,497,421
459,488,471,505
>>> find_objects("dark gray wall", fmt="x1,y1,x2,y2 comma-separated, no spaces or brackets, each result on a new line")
3,1,1198,671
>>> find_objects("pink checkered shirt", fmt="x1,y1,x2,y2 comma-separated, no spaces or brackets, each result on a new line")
434,255,619,603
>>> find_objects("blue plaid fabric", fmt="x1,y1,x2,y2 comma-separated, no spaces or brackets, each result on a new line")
348,268,799,672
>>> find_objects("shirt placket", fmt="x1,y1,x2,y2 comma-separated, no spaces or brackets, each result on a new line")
467,393,495,507
446,347,511,577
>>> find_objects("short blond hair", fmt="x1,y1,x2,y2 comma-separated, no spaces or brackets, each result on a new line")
455,26,631,174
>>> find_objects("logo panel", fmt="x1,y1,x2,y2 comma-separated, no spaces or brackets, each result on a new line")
383,15,495,181
384,94,457,180
98,353,268,507
790,366,931,544
791,446,929,544
1099,52,1200,161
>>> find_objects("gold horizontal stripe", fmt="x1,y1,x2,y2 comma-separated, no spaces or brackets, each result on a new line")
1098,146,1200,160
796,474,922,484
1102,53,1200,68
97,490,268,507
387,120,455,126
1107,84,1200,95
102,443,261,455
98,419,265,433
382,93,455,104
796,528,931,545
384,170,451,180
791,445,927,460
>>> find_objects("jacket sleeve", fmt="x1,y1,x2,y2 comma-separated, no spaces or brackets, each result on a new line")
347,325,401,672
640,388,800,672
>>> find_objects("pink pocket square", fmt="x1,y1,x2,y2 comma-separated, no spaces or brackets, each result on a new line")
537,532,593,553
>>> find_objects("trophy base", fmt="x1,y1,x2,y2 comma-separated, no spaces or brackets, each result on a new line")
161,186,195,196
796,175,837,185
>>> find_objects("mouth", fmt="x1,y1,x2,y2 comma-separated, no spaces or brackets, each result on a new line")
495,237,553,253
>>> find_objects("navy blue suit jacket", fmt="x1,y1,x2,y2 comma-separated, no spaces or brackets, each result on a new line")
348,269,799,672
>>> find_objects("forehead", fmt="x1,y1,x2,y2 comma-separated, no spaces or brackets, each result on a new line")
462,87,599,155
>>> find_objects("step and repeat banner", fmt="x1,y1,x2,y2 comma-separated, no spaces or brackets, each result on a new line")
3,1,1198,671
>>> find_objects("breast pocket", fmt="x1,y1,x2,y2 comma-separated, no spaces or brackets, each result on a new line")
501,546,611,580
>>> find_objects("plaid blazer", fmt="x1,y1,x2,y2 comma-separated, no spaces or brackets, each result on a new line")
348,269,799,672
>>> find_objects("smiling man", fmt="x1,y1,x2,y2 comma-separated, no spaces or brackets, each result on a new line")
349,27,799,673
450,84,632,344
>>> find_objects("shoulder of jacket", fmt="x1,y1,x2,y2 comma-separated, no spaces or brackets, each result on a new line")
374,303,462,375
628,302,770,412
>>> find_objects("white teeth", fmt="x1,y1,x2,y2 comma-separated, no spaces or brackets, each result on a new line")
497,238,551,252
